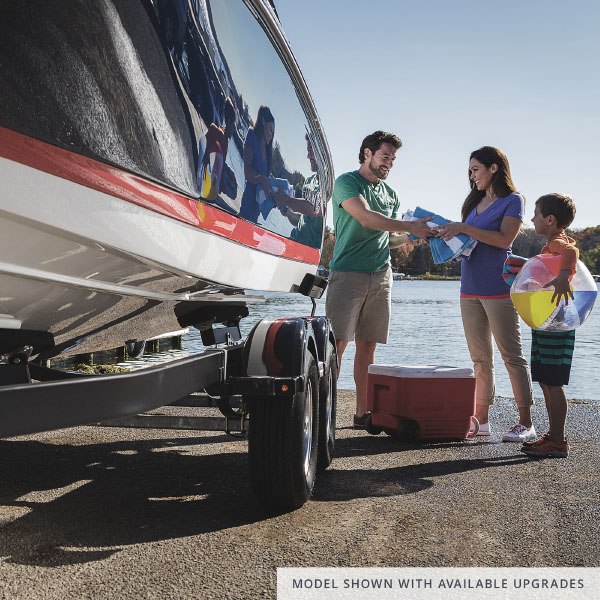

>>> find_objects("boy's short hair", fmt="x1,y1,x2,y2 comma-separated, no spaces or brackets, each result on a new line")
359,131,402,164
536,193,576,229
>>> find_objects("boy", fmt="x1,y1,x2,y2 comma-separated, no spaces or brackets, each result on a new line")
522,193,579,458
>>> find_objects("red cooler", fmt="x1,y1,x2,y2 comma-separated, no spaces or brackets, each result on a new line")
366,365,478,441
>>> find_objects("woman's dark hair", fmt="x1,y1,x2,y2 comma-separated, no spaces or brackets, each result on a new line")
461,146,517,221
253,105,275,174
359,130,402,164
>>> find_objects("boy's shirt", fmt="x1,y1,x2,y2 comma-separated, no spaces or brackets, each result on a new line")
542,232,579,273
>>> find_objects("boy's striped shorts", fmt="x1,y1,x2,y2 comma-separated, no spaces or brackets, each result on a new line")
531,329,575,387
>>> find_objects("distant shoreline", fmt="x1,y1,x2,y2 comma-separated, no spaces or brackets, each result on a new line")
393,274,460,281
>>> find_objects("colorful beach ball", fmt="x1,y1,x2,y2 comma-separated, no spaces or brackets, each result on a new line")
510,254,597,331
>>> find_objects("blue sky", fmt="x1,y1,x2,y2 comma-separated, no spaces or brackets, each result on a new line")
277,0,600,229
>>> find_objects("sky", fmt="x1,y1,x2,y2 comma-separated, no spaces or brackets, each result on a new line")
277,0,600,230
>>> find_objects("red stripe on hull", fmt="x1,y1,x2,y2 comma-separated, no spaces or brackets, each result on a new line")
0,126,320,264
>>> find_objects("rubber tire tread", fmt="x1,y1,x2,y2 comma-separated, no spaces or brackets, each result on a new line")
248,357,319,510
317,343,337,471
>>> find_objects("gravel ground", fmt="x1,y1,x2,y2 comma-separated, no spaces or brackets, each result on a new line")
0,391,598,599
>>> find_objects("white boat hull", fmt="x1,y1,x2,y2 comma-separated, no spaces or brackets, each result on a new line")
0,0,333,360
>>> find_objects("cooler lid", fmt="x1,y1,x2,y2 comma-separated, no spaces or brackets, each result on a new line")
368,364,474,378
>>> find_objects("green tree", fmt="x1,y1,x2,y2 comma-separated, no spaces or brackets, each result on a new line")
580,247,600,274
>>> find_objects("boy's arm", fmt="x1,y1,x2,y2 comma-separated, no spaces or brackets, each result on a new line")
545,238,579,272
544,269,574,305
544,238,579,305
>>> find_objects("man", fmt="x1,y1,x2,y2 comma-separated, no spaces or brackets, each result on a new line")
325,130,432,428
275,134,324,249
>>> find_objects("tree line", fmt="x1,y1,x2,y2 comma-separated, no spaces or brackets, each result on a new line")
320,225,600,277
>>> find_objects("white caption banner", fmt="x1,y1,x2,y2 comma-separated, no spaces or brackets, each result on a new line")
278,568,600,599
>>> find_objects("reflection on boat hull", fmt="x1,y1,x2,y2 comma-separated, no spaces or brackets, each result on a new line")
0,0,333,360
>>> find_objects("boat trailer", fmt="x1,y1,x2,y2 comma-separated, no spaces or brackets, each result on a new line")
0,276,337,510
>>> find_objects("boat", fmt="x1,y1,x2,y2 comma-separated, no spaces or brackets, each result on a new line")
0,0,333,361
0,0,337,510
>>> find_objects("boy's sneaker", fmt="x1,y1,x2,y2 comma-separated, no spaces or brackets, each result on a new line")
501,423,537,442
522,433,550,448
521,438,569,458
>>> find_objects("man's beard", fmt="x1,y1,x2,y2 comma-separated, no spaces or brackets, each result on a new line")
368,162,388,180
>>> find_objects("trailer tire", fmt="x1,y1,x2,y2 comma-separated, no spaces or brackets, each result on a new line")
248,354,319,510
317,343,337,471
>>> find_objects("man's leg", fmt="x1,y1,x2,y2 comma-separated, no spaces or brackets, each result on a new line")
354,339,377,417
353,269,391,418
335,339,349,373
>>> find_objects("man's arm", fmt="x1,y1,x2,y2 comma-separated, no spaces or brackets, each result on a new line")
273,192,319,216
341,196,433,238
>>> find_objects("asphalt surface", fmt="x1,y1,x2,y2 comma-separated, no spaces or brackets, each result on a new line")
0,391,598,599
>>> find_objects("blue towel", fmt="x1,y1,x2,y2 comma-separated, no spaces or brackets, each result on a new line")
404,206,478,265
256,177,294,219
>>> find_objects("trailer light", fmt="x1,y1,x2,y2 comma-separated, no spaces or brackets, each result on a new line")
281,384,289,392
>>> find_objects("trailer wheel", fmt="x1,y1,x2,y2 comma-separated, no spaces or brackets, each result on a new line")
248,354,319,510
317,343,337,471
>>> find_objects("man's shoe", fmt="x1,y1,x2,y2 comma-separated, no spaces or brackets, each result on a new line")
521,438,569,458
353,413,370,429
522,433,550,448
502,423,536,442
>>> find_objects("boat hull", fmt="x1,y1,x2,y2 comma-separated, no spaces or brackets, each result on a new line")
0,0,333,359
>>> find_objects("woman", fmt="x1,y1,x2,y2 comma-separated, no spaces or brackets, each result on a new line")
437,146,535,442
239,105,275,222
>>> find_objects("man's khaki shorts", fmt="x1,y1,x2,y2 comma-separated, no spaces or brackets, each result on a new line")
325,268,392,343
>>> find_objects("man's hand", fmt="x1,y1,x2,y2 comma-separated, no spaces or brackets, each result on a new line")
408,217,434,239
544,269,574,306
272,189,289,208
389,233,417,254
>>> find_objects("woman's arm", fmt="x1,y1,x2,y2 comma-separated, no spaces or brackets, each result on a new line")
243,142,271,194
436,215,522,249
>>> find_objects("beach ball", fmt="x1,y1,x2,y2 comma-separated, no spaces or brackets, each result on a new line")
510,254,597,331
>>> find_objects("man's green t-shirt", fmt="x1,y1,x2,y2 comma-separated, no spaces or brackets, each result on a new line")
329,170,400,272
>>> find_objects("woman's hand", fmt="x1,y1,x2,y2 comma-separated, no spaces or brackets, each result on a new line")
544,269,574,306
260,176,273,198
435,222,464,241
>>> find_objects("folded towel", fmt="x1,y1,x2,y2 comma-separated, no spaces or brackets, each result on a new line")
256,177,294,219
403,206,478,264
502,254,527,286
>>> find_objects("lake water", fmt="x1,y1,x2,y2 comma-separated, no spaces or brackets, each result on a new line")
124,280,600,401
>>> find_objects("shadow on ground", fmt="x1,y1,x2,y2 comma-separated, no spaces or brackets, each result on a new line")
0,435,263,567
313,435,529,501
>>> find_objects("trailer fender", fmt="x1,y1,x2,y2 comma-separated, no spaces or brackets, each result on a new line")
306,316,336,373
243,317,317,378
